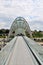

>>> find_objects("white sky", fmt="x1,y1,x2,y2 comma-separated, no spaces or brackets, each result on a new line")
0,0,43,31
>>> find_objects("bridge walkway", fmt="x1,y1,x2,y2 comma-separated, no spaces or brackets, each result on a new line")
5,36,38,65
0,36,43,65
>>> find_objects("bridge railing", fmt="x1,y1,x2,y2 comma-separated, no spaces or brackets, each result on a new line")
23,36,43,65
0,36,17,65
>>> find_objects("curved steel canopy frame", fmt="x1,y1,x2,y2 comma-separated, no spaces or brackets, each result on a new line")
8,17,32,38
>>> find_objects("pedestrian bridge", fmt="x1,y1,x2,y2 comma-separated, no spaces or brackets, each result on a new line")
0,36,43,65
0,17,43,65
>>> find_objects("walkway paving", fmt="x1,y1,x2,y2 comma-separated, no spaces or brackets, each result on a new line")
7,36,36,65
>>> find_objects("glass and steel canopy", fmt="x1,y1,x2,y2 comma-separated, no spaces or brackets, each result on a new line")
8,17,32,37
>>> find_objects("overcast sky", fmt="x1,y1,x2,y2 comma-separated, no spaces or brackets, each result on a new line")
0,0,43,31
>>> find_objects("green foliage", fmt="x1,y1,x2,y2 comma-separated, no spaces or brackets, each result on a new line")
0,29,43,38
32,30,43,38
9,35,14,38
0,29,9,38
25,30,43,38
0,29,9,34
25,31,30,37
0,35,6,38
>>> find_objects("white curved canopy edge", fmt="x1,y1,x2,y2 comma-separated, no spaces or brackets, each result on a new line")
8,17,32,37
